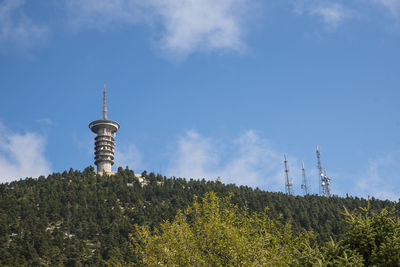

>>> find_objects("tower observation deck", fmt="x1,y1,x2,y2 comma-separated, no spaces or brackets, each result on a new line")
89,85,120,174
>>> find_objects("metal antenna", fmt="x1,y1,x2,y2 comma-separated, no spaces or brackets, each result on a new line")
284,154,293,195
103,84,108,120
316,146,332,197
301,161,309,195
316,146,323,195
322,168,331,197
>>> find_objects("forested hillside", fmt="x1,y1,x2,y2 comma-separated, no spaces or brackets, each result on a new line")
0,167,396,265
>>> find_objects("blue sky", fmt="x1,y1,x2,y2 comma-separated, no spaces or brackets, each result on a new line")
0,0,399,200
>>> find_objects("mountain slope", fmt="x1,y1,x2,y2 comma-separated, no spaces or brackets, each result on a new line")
0,167,395,265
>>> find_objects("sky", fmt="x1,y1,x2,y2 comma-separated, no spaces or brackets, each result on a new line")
0,0,399,201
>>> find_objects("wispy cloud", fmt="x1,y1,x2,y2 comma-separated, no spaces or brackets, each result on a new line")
353,154,400,201
0,0,48,48
294,1,357,28
0,123,51,182
167,130,290,191
373,0,400,17
66,0,251,59
115,144,143,170
310,3,354,27
65,0,146,29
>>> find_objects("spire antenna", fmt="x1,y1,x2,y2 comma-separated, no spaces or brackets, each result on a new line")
103,84,107,120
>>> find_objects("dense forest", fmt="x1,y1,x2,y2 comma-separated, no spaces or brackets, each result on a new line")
0,167,397,265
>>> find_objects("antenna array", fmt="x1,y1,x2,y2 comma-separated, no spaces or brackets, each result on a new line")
282,147,332,197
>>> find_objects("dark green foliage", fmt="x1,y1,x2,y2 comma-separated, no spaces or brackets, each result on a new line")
341,204,400,266
0,167,396,265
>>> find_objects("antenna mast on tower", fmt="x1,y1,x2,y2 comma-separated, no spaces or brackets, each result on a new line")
284,154,293,195
103,84,108,120
301,161,309,195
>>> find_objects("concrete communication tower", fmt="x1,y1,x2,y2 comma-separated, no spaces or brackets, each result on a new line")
316,146,331,197
301,161,309,195
284,154,293,195
89,85,120,174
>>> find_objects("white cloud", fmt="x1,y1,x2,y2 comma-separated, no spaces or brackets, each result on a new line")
66,0,250,59
167,130,218,179
0,123,51,182
114,144,143,170
373,0,400,17
0,0,48,47
294,1,357,28
354,154,400,201
167,130,290,191
150,0,247,58
310,3,351,27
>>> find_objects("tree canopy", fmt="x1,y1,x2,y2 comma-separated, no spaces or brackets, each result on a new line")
133,192,313,266
133,193,400,266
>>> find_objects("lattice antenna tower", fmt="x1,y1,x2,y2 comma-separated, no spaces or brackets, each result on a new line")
316,146,331,197
284,154,293,195
316,146,323,195
322,168,331,197
301,161,309,195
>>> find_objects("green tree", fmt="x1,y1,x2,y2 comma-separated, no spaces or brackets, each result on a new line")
305,203,400,267
341,204,400,266
132,192,314,266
